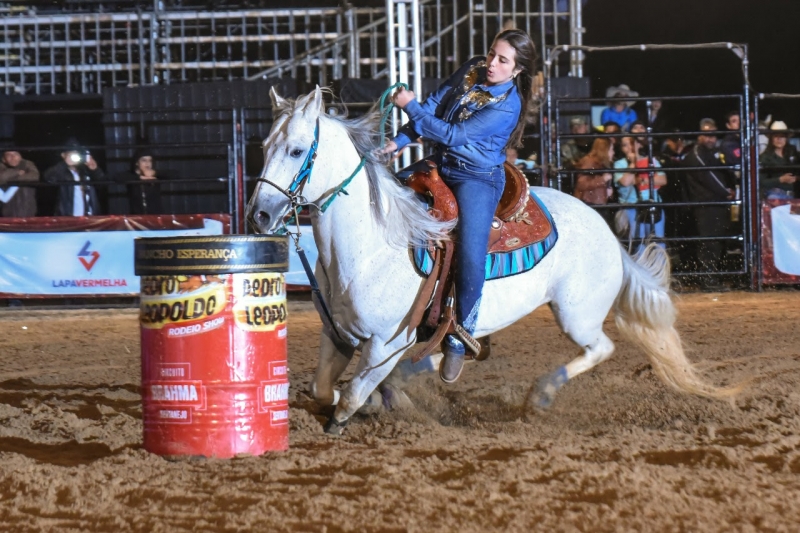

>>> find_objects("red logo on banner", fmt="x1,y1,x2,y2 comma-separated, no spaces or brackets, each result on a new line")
77,241,100,271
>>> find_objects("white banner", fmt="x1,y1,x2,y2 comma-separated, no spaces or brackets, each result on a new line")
771,204,800,276
0,219,224,296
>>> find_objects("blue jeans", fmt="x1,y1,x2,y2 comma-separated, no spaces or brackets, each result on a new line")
438,161,505,335
622,206,665,253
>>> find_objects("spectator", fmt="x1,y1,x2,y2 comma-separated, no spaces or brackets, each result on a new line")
760,121,797,200
613,136,667,249
600,84,638,131
573,138,615,227
0,144,39,217
43,138,104,216
506,147,536,171
629,120,652,155
659,128,689,167
561,116,590,168
719,110,742,175
657,129,693,260
602,121,623,161
683,118,735,278
642,99,669,132
115,148,163,214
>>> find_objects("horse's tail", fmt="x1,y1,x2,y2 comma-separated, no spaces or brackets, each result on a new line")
614,244,743,400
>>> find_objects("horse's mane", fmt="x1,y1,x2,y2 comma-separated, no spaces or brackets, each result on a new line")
273,92,454,248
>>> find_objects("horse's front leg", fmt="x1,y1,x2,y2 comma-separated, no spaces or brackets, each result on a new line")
310,330,354,407
324,334,412,435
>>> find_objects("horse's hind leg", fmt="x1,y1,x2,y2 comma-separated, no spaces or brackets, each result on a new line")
534,303,615,409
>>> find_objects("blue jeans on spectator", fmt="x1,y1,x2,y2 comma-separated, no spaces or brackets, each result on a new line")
438,160,505,351
622,206,665,253
765,188,794,201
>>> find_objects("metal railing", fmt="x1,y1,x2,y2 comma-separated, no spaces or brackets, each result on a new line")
0,1,580,95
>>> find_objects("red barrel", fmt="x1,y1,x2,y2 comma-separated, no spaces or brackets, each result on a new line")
134,235,289,458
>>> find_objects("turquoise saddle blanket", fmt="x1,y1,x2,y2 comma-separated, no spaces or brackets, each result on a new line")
413,191,558,281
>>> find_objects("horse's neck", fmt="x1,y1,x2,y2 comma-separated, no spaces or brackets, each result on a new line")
311,138,388,273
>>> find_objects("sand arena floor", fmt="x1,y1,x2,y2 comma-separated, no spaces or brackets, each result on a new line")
0,291,799,532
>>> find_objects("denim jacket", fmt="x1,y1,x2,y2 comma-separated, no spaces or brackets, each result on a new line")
393,56,521,169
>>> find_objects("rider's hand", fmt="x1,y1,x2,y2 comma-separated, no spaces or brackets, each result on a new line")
780,173,797,184
85,154,98,171
393,88,416,109
376,140,398,155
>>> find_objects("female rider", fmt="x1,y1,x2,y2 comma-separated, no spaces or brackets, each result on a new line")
381,29,537,384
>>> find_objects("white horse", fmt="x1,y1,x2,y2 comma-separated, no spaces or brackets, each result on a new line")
247,87,738,434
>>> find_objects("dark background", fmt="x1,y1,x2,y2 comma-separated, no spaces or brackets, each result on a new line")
582,0,800,128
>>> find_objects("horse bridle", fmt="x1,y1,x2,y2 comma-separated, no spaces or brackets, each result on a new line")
249,118,320,235
250,117,366,236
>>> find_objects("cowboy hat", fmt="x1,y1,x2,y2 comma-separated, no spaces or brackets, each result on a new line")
769,120,789,132
605,84,639,107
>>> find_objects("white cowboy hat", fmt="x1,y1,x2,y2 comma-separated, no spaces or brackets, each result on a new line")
605,84,639,107
769,120,788,132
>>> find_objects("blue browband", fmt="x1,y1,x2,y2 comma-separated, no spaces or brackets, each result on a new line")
288,118,320,194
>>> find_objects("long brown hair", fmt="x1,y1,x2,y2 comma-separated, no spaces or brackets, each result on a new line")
493,29,537,149
580,138,612,168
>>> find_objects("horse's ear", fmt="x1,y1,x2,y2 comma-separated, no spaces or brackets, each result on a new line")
270,86,285,109
303,85,324,114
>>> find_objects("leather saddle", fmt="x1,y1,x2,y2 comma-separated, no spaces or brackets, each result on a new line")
406,159,552,252
404,160,553,363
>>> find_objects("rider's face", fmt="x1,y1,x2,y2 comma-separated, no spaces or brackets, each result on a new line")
485,39,520,86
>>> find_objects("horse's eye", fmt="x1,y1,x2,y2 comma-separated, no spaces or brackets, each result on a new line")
290,148,304,158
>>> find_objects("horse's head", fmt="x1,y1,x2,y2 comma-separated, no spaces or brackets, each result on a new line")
247,86,326,233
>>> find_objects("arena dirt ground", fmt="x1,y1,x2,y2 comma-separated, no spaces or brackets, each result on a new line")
0,290,799,532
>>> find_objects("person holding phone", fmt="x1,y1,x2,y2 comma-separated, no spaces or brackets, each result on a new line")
114,147,164,215
43,138,104,216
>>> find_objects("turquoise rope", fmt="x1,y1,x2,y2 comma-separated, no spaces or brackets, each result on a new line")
378,82,409,148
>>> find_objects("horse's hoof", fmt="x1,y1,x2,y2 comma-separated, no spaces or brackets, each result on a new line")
533,366,568,409
379,383,414,410
323,417,349,435
356,389,385,415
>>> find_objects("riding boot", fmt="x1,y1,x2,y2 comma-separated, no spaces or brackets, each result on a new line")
439,335,466,383
439,296,480,383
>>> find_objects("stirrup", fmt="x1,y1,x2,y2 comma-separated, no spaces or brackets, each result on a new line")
453,323,481,356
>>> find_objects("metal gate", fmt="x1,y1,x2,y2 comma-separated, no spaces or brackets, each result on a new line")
543,43,755,287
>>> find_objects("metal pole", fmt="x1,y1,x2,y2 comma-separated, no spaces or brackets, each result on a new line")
386,0,400,168
544,50,554,188
574,0,583,77
346,7,357,79
740,45,756,290
569,0,577,77
231,108,241,233
645,99,656,236
150,1,158,84
411,0,423,162
754,94,763,291
468,0,474,59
